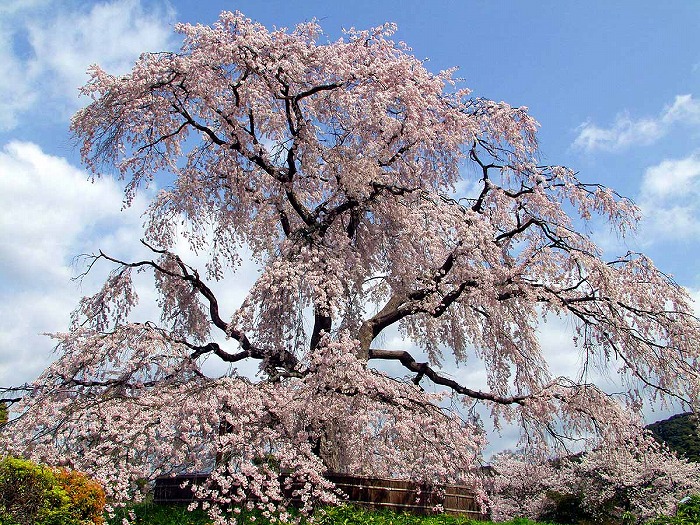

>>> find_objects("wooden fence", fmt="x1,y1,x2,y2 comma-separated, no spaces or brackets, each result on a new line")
154,472,488,520
153,472,210,504
325,473,486,518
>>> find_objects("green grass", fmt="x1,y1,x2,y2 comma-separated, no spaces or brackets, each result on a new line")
106,503,211,524
316,505,558,525
105,503,561,525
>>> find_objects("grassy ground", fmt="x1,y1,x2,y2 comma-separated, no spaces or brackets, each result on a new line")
105,503,560,525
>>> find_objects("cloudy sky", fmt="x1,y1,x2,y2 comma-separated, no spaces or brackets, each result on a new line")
1,0,699,450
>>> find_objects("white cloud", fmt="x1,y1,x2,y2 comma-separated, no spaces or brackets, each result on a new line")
638,154,700,240
573,94,700,153
573,114,664,152
0,141,146,387
0,0,176,130
0,141,132,280
27,0,176,104
642,155,700,198
663,94,700,125
0,141,264,388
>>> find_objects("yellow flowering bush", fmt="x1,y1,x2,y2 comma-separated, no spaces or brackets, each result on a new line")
0,456,105,525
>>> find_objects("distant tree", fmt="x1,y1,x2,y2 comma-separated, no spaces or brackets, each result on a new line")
3,11,700,523
491,432,700,523
0,402,7,427
647,413,700,462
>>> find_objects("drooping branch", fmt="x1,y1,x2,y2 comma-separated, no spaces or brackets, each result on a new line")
368,348,529,405
96,242,228,335
0,385,30,406
184,338,302,378
86,243,304,371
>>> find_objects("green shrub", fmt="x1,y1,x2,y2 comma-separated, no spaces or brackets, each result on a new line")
0,402,8,427
0,456,105,525
647,495,700,525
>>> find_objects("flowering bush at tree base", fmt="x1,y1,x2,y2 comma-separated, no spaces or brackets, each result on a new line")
490,434,700,525
0,456,105,525
646,495,700,525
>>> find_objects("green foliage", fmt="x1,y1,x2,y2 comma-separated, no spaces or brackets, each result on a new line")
646,495,700,525
315,505,562,525
316,505,493,525
0,402,8,427
647,413,700,462
0,456,71,525
0,456,105,525
105,502,563,525
105,503,211,525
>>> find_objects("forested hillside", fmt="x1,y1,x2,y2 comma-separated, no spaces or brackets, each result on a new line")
647,413,700,462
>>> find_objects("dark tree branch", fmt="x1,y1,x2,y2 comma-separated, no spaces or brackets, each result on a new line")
368,348,528,405
94,244,243,345
310,309,332,351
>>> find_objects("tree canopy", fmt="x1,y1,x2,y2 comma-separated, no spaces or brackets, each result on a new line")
3,11,700,522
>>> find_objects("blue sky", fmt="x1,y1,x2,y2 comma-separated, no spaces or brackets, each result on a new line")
1,0,699,448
